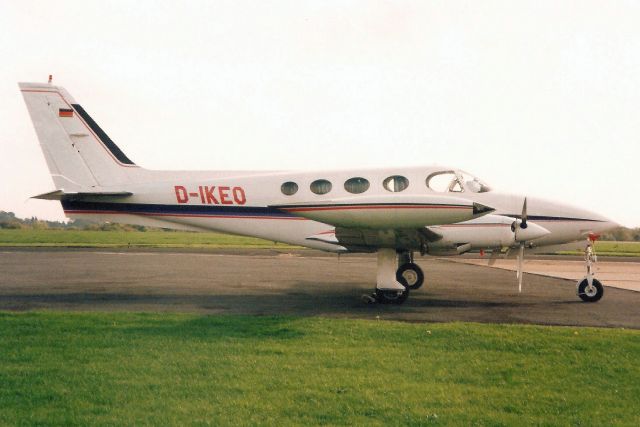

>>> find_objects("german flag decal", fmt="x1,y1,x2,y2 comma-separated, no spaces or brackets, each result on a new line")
59,108,74,118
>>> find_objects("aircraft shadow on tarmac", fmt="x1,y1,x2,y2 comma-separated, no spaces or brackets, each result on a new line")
2,284,639,329
0,290,555,310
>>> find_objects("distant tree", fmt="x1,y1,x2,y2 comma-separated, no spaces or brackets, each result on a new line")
0,211,17,221
0,221,22,229
0,211,22,229
595,227,639,241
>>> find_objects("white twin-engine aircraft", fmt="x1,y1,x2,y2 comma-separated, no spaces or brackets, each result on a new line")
20,80,619,304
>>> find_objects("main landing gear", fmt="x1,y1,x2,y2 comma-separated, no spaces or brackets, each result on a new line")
364,249,424,304
576,236,604,303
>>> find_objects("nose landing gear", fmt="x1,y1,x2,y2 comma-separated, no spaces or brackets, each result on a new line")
576,235,604,302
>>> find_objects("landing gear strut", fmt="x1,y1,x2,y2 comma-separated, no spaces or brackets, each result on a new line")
576,235,604,303
365,249,424,304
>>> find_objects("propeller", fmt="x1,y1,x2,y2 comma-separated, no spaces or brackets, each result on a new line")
511,197,528,239
483,198,549,292
517,241,524,292
511,198,529,293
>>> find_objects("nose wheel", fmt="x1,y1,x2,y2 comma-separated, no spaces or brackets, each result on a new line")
577,278,604,302
576,236,605,302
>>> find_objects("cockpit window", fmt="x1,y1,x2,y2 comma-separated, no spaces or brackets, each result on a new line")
426,170,491,193
458,171,492,193
426,171,463,193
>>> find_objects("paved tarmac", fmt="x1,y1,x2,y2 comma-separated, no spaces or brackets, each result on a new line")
1,248,639,328
452,258,640,292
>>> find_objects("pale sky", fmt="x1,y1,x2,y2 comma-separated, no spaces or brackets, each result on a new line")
1,1,639,227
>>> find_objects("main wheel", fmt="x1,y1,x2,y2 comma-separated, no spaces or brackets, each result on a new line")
396,263,424,290
577,278,604,303
376,288,409,305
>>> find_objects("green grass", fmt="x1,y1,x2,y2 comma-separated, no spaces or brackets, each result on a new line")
560,241,640,257
1,313,639,426
0,229,295,249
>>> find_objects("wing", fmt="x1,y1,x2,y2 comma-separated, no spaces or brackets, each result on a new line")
306,226,443,253
286,194,492,253
271,194,493,229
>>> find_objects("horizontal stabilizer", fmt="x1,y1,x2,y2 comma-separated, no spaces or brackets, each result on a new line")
32,189,133,201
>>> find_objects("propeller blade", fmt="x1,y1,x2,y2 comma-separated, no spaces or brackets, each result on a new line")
517,243,524,293
511,198,525,240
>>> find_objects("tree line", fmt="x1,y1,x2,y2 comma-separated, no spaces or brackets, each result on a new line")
0,211,152,232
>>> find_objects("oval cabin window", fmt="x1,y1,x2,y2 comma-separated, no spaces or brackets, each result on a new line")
383,175,409,192
281,181,298,196
344,177,370,194
310,179,332,195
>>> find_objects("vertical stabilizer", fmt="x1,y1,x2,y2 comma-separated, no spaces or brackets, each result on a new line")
19,81,138,190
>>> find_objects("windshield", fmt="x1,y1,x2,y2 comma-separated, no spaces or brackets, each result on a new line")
458,171,491,193
426,170,491,193
426,171,463,192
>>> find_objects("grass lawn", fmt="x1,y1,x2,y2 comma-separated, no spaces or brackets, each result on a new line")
557,241,640,257
586,241,640,257
1,313,639,426
0,229,294,249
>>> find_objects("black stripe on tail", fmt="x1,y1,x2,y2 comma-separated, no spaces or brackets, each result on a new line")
71,104,135,165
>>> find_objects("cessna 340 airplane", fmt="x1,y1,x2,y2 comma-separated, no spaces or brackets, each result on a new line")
19,79,619,304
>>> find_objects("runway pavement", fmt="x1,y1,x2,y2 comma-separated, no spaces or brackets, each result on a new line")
451,258,640,292
1,248,639,328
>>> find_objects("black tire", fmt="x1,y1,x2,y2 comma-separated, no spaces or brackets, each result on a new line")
396,263,424,290
577,278,604,303
376,288,410,305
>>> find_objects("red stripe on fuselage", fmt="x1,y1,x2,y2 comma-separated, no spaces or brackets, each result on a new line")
316,230,336,235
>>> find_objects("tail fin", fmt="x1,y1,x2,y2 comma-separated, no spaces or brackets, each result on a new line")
19,81,138,191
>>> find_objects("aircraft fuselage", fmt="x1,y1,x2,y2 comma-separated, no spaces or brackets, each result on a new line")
59,166,617,254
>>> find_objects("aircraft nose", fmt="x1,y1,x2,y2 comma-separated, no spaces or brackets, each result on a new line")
568,207,620,233
526,196,620,233
594,217,621,233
